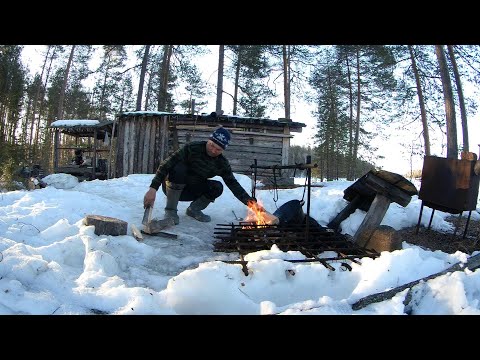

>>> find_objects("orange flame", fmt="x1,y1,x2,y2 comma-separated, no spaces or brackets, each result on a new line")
243,200,279,228
245,200,268,226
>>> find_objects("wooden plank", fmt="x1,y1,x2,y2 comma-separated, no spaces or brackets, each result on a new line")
353,193,391,248
136,118,144,174
282,126,290,166
228,158,281,172
122,120,129,177
174,120,303,133
143,119,151,173
156,117,169,171
177,126,292,138
128,119,135,175
115,119,124,178
148,119,155,173
232,130,293,138
155,117,162,172
227,151,282,163
176,125,286,136
131,224,144,241
177,139,283,156
177,132,284,148
56,146,111,152
225,145,282,156
364,173,412,207
92,129,98,179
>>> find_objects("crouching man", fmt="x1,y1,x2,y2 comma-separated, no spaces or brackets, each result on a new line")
143,127,260,224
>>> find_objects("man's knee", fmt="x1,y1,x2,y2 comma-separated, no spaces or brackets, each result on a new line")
168,162,188,184
207,180,223,200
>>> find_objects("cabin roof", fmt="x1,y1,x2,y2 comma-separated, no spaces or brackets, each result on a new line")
118,111,306,130
49,119,114,136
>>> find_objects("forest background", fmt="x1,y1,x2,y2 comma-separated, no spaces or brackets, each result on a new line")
1,44,479,189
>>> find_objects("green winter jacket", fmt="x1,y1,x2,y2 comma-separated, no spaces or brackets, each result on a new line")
149,141,251,205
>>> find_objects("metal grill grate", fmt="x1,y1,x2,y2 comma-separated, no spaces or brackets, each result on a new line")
213,222,379,274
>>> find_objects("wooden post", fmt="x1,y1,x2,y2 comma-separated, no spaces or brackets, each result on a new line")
107,119,116,179
353,193,392,248
54,129,59,170
281,126,290,166
352,171,413,249
92,129,97,179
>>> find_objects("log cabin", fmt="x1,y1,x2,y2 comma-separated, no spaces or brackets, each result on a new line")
113,111,306,184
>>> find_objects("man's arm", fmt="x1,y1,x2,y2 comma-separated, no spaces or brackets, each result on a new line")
143,146,188,208
150,146,188,190
220,162,254,205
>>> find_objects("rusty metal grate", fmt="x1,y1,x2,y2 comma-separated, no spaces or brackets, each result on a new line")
213,222,379,275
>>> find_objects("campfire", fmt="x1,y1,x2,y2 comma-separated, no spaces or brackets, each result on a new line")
243,200,279,228
213,200,379,274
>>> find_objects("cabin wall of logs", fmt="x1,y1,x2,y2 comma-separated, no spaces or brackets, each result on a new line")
114,112,305,179
114,113,170,177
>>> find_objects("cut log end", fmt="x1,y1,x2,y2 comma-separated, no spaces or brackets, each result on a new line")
83,215,128,236
363,225,402,253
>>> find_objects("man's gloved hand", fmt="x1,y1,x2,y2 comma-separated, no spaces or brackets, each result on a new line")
246,197,265,213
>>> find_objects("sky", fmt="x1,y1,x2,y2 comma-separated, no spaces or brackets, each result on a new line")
1,171,480,315
19,45,480,175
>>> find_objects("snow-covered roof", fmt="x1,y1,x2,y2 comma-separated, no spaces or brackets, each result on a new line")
120,111,174,117
51,119,100,127
118,111,306,129
49,119,115,138
50,119,113,128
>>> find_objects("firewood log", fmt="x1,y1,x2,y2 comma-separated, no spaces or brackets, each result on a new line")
83,215,128,236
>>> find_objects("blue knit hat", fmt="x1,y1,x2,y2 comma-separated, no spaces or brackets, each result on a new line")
210,127,231,150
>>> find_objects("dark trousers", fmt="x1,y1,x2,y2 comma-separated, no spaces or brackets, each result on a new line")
161,162,223,202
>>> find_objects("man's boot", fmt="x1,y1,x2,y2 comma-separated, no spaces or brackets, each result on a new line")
186,195,212,222
164,182,186,225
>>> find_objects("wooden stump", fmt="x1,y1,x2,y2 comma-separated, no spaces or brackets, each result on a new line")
83,215,128,236
364,225,402,252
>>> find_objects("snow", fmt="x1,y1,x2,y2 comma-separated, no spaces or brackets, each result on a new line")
0,172,479,315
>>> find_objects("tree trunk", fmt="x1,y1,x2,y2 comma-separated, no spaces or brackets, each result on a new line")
409,45,430,156
216,45,224,114
346,53,354,180
28,46,50,156
33,46,56,162
57,45,76,120
99,65,109,119
435,45,458,159
352,49,361,180
233,46,241,115
283,45,291,119
136,45,150,111
157,45,173,111
144,63,154,110
447,45,469,152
